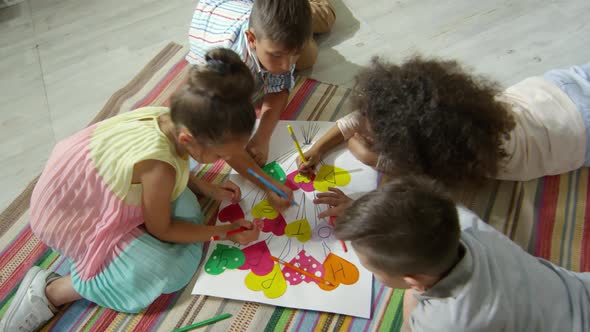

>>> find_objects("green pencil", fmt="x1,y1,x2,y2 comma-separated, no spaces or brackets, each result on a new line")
171,313,232,332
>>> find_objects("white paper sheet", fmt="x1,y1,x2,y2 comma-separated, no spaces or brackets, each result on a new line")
191,120,377,319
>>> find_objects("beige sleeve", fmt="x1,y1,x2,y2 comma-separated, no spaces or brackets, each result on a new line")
309,0,336,34
336,111,364,140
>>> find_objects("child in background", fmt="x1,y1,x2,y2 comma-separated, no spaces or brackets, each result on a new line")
187,0,335,166
335,177,590,332
359,57,590,189
0,49,261,332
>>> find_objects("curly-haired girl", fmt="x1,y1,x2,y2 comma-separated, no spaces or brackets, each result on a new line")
305,57,590,191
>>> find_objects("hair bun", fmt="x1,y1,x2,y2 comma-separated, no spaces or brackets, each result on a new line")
187,48,254,102
206,58,231,75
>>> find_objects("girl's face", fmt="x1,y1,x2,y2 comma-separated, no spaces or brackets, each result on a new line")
185,134,250,164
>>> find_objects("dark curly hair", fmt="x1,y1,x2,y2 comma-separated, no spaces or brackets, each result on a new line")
355,56,516,189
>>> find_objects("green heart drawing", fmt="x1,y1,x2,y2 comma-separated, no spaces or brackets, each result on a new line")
262,161,287,183
204,244,245,275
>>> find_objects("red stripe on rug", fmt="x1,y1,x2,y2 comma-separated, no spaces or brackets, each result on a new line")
132,293,177,331
0,226,34,271
0,237,47,300
535,176,560,259
89,308,118,332
282,79,318,120
580,176,590,271
134,59,188,109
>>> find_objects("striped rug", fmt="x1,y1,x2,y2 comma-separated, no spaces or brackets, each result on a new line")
0,42,588,332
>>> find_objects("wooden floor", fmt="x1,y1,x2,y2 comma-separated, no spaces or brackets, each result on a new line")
0,0,589,211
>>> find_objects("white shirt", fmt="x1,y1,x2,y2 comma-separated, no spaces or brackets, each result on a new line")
410,207,590,332
497,77,586,180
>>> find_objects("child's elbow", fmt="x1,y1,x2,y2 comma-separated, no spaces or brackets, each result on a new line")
351,147,378,167
145,222,172,242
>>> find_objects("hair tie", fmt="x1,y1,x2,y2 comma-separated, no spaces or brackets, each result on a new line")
206,58,230,75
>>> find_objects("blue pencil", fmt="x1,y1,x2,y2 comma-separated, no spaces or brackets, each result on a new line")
247,168,298,206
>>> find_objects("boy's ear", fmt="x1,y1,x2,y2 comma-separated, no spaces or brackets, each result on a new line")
178,129,194,145
402,276,428,293
245,29,257,48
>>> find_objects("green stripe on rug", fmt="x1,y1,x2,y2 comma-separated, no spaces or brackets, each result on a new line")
264,307,286,332
274,308,295,331
83,307,106,332
379,289,404,332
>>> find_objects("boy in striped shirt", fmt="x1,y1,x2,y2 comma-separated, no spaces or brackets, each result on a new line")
187,0,335,166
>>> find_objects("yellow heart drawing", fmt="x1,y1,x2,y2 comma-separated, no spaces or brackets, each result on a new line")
294,173,312,183
252,199,279,219
244,263,287,299
313,164,351,192
284,218,312,242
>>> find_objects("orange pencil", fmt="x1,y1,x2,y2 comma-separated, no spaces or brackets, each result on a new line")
270,256,333,286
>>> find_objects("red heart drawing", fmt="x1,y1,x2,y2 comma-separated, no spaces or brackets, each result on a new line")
260,214,287,236
238,241,274,276
218,203,244,223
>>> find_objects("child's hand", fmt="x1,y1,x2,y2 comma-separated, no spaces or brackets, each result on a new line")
266,185,294,212
313,187,353,218
210,181,241,203
227,219,260,245
297,146,321,175
347,133,378,167
246,137,270,166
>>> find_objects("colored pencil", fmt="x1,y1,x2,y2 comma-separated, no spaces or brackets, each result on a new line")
270,255,333,286
246,168,298,206
171,313,232,332
211,226,249,241
287,124,307,163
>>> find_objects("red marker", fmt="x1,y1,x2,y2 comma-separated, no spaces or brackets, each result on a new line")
211,226,249,241
329,216,348,253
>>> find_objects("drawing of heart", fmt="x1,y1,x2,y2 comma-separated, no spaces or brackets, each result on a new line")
284,218,312,242
218,203,245,223
311,221,335,242
238,241,274,276
256,214,287,236
285,170,315,192
204,244,245,275
313,164,351,192
244,263,287,298
251,199,279,219
262,161,287,183
282,250,325,286
317,253,360,291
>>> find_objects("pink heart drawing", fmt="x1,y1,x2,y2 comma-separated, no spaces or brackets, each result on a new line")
218,203,244,223
256,214,287,236
285,170,316,192
238,241,274,276
282,249,325,286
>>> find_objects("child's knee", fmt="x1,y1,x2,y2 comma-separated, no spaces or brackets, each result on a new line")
171,188,204,224
309,0,336,34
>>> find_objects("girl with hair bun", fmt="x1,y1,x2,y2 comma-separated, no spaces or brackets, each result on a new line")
1,48,266,332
